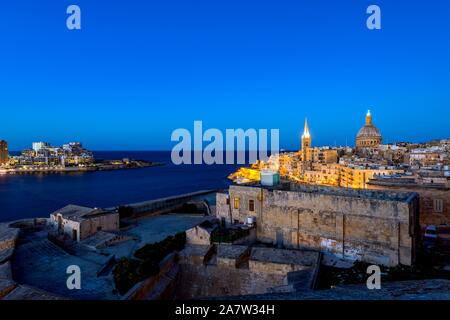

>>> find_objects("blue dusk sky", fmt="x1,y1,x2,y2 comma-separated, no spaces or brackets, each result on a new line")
0,0,449,150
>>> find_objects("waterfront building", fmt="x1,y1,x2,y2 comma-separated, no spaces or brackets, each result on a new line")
300,161,403,189
0,140,8,165
338,164,403,189
32,141,50,153
17,141,94,166
303,163,341,186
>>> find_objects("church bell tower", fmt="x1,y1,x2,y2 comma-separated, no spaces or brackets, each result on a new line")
301,118,311,161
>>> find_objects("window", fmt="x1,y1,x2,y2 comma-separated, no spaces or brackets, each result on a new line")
97,226,102,231
434,199,444,213
226,198,230,205
233,197,239,209
249,199,255,212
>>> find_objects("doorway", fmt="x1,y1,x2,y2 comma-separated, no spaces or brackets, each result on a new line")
72,229,78,241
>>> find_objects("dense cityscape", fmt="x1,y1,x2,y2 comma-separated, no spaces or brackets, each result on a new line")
0,141,156,174
231,111,449,191
0,111,449,301
1,1,449,315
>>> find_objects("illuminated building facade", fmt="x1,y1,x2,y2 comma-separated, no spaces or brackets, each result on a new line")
301,118,311,162
18,142,94,166
0,140,8,165
300,119,338,164
339,165,403,189
229,111,447,194
356,110,382,152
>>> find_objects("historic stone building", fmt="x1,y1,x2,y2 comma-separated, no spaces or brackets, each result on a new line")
368,174,450,230
216,183,420,267
299,119,338,164
48,205,119,241
300,118,312,162
356,110,382,152
175,245,320,299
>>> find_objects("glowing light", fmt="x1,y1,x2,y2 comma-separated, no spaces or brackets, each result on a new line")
302,118,311,139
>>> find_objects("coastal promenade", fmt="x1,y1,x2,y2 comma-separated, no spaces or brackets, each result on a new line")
0,166,96,174
0,160,162,175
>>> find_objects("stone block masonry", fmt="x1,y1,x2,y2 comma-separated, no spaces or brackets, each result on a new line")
217,183,420,267
175,244,320,299
0,223,20,264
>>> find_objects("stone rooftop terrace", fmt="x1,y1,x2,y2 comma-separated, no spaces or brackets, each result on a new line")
369,175,449,190
250,247,319,267
232,182,418,202
217,245,249,260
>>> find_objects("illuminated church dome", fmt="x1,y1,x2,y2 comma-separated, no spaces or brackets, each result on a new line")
356,110,382,149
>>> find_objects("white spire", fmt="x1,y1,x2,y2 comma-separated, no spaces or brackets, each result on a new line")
302,118,310,139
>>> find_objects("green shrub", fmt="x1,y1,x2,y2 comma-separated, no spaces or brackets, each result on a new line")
134,232,186,260
112,258,144,295
137,259,160,277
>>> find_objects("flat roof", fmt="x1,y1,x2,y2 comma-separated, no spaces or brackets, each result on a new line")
50,205,113,222
179,244,212,257
250,247,319,266
217,245,249,260
231,182,418,202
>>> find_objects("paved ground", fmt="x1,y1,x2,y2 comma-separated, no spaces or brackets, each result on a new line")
132,214,212,247
12,230,118,300
102,214,212,259
11,214,211,300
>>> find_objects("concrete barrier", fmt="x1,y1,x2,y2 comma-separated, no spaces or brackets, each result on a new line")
119,190,216,217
